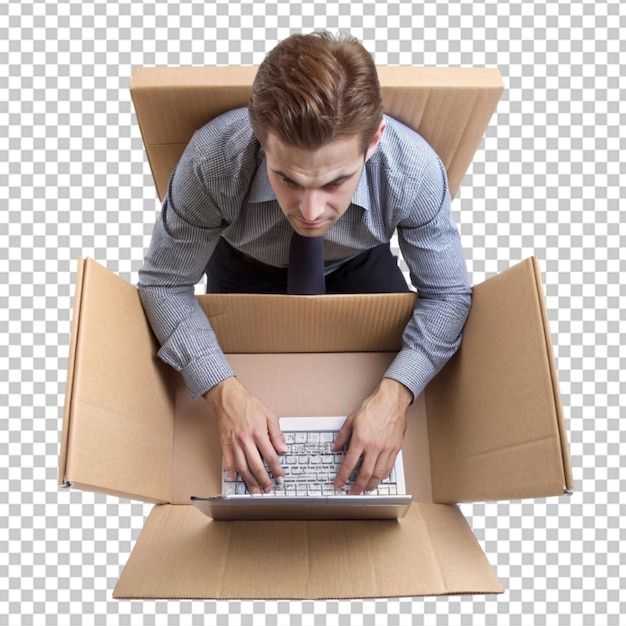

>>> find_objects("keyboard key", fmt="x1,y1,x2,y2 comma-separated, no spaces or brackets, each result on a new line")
222,428,400,497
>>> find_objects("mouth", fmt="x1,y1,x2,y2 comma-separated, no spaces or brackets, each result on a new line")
294,217,332,230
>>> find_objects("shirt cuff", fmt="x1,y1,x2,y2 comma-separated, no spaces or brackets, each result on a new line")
176,352,236,400
155,324,236,400
383,348,439,401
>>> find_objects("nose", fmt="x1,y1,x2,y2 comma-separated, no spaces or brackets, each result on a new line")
299,189,326,222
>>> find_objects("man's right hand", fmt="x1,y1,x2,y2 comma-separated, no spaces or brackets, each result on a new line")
203,377,287,494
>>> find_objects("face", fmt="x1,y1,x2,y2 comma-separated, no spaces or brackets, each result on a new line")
263,123,385,237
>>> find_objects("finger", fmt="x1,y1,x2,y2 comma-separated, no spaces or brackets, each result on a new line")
233,446,262,495
222,445,238,482
333,441,363,491
348,448,380,495
240,438,275,493
364,449,396,493
254,434,285,484
332,417,353,452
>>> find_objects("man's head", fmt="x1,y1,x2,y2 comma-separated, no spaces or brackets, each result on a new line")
249,32,385,237
248,31,383,153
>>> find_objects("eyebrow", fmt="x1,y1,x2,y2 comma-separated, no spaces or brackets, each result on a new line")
271,169,360,188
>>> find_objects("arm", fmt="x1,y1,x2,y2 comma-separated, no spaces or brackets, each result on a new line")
140,199,286,492
138,148,235,399
335,158,471,494
138,116,286,492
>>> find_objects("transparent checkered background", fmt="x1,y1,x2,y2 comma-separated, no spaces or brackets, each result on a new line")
1,0,624,623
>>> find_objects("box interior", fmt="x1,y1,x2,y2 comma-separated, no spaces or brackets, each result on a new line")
172,352,432,504
60,258,572,510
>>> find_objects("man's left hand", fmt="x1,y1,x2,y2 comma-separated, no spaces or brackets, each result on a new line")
333,378,412,495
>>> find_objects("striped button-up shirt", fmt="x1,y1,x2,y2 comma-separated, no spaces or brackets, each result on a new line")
138,108,471,400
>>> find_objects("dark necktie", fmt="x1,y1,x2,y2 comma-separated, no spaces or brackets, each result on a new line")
287,231,326,295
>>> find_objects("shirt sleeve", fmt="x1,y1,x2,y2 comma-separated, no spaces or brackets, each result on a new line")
137,139,235,400
383,157,472,399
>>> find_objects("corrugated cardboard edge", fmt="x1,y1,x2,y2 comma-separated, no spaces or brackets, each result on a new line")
130,65,258,89
112,503,503,600
129,66,503,90
58,257,85,487
531,257,574,493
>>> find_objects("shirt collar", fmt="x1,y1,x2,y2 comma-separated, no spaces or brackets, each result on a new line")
351,165,371,212
249,155,372,212
248,155,276,203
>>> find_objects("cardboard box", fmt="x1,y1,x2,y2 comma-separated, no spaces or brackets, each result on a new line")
59,66,573,599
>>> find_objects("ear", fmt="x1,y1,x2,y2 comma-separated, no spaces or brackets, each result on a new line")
365,121,386,161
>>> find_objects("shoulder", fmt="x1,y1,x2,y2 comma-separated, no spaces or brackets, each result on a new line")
375,115,444,179
186,107,262,183
170,108,262,219
367,115,450,224
192,107,255,151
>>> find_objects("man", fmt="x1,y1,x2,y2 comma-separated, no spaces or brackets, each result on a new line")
138,32,471,496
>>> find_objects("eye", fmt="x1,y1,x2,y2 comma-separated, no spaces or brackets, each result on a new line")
324,181,343,191
280,177,298,188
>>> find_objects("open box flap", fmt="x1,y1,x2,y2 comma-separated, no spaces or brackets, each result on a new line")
426,258,573,503
59,258,175,503
60,257,572,506
130,66,503,201
113,503,503,600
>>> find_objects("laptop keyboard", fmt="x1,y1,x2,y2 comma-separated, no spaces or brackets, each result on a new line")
222,428,401,496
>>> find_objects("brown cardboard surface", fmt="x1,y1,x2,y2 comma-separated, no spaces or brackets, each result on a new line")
426,259,573,503
130,66,503,201
113,503,503,599
59,259,175,503
531,258,574,492
196,292,416,354
59,256,571,598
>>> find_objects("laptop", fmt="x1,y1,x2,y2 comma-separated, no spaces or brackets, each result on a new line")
191,416,413,520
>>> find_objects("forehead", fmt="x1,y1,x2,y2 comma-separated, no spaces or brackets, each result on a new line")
264,133,363,182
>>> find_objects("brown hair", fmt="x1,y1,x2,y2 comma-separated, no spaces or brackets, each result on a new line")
248,32,383,152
